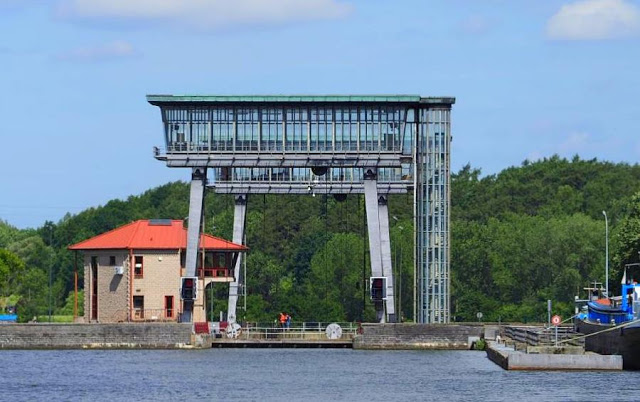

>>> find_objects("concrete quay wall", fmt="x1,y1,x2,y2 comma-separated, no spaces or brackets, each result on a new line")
486,342,622,370
485,342,509,369
0,323,193,349
353,323,484,350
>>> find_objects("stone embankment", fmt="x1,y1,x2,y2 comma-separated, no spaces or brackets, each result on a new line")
353,323,484,350
486,341,622,370
0,323,192,349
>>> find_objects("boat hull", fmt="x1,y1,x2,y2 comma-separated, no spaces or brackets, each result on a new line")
576,319,640,370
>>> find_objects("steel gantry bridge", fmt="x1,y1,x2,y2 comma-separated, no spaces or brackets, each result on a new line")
147,95,454,324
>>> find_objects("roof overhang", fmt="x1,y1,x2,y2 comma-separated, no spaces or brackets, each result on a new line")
147,94,455,107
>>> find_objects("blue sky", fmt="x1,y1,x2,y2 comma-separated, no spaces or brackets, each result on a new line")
1,0,639,228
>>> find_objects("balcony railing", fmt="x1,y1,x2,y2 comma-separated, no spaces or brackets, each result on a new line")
197,267,233,278
105,309,178,322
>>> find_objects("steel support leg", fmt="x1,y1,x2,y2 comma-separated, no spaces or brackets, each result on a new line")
227,194,248,324
183,167,206,323
364,169,385,323
378,196,396,323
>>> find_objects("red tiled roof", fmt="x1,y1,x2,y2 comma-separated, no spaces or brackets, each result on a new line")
68,220,247,251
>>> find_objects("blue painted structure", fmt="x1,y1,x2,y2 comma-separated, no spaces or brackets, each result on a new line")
585,283,639,324
586,302,631,324
576,268,640,369
0,314,17,323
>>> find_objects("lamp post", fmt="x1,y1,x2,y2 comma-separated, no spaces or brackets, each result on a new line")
392,216,398,321
48,223,52,323
398,225,403,322
602,210,609,297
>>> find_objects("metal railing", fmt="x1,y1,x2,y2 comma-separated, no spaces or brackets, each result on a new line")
197,267,232,278
108,309,177,323
503,325,584,347
227,322,359,340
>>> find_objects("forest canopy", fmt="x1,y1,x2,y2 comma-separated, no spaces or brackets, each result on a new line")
1,155,640,323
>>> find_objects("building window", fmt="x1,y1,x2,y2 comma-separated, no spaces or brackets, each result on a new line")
134,256,143,278
133,296,144,319
204,252,214,268
165,296,174,318
109,256,116,266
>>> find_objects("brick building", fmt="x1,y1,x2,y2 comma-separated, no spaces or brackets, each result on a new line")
69,219,247,323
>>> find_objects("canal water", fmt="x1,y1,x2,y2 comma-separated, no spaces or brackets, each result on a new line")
0,349,637,401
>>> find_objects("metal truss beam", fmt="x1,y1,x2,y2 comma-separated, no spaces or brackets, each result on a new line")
211,182,410,195
156,153,407,168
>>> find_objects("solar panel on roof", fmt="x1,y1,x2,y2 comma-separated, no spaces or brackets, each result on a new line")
149,219,172,226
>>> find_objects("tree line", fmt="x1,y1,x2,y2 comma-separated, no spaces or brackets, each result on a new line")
1,155,640,323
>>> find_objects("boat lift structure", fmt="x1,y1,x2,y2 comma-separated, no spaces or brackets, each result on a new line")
148,95,454,324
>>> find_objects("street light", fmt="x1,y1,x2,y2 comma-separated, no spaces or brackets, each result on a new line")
46,223,53,323
392,216,398,321
603,210,609,297
398,225,403,322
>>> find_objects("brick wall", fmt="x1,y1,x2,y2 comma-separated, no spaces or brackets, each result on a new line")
0,323,192,349
84,251,129,323
353,323,484,350
80,248,227,323
131,250,181,322
82,250,184,323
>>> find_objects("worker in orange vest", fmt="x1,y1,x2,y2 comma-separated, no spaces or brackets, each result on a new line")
279,312,286,329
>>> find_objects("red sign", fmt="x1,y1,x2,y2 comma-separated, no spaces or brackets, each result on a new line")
551,315,561,326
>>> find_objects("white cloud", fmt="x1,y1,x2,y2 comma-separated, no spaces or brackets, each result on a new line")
527,131,594,162
57,40,137,62
525,150,544,163
56,0,352,30
547,0,640,40
558,131,590,153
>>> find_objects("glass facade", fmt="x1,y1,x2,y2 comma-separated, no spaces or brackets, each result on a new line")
162,105,409,154
152,97,452,323
416,108,451,323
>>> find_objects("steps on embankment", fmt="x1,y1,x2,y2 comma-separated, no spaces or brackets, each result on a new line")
0,323,193,349
353,323,485,350
486,341,622,370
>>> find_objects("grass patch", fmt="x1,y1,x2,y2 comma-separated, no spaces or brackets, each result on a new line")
35,315,74,323
473,338,487,350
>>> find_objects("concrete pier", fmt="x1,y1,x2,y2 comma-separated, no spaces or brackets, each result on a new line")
208,339,352,348
486,341,622,370
353,323,484,350
0,323,193,349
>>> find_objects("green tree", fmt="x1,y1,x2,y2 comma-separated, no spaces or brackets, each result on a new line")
613,192,640,285
0,249,26,298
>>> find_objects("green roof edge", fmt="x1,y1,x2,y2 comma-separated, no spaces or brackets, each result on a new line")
147,94,455,105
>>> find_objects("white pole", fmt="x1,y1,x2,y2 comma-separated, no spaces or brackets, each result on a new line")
603,211,609,297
